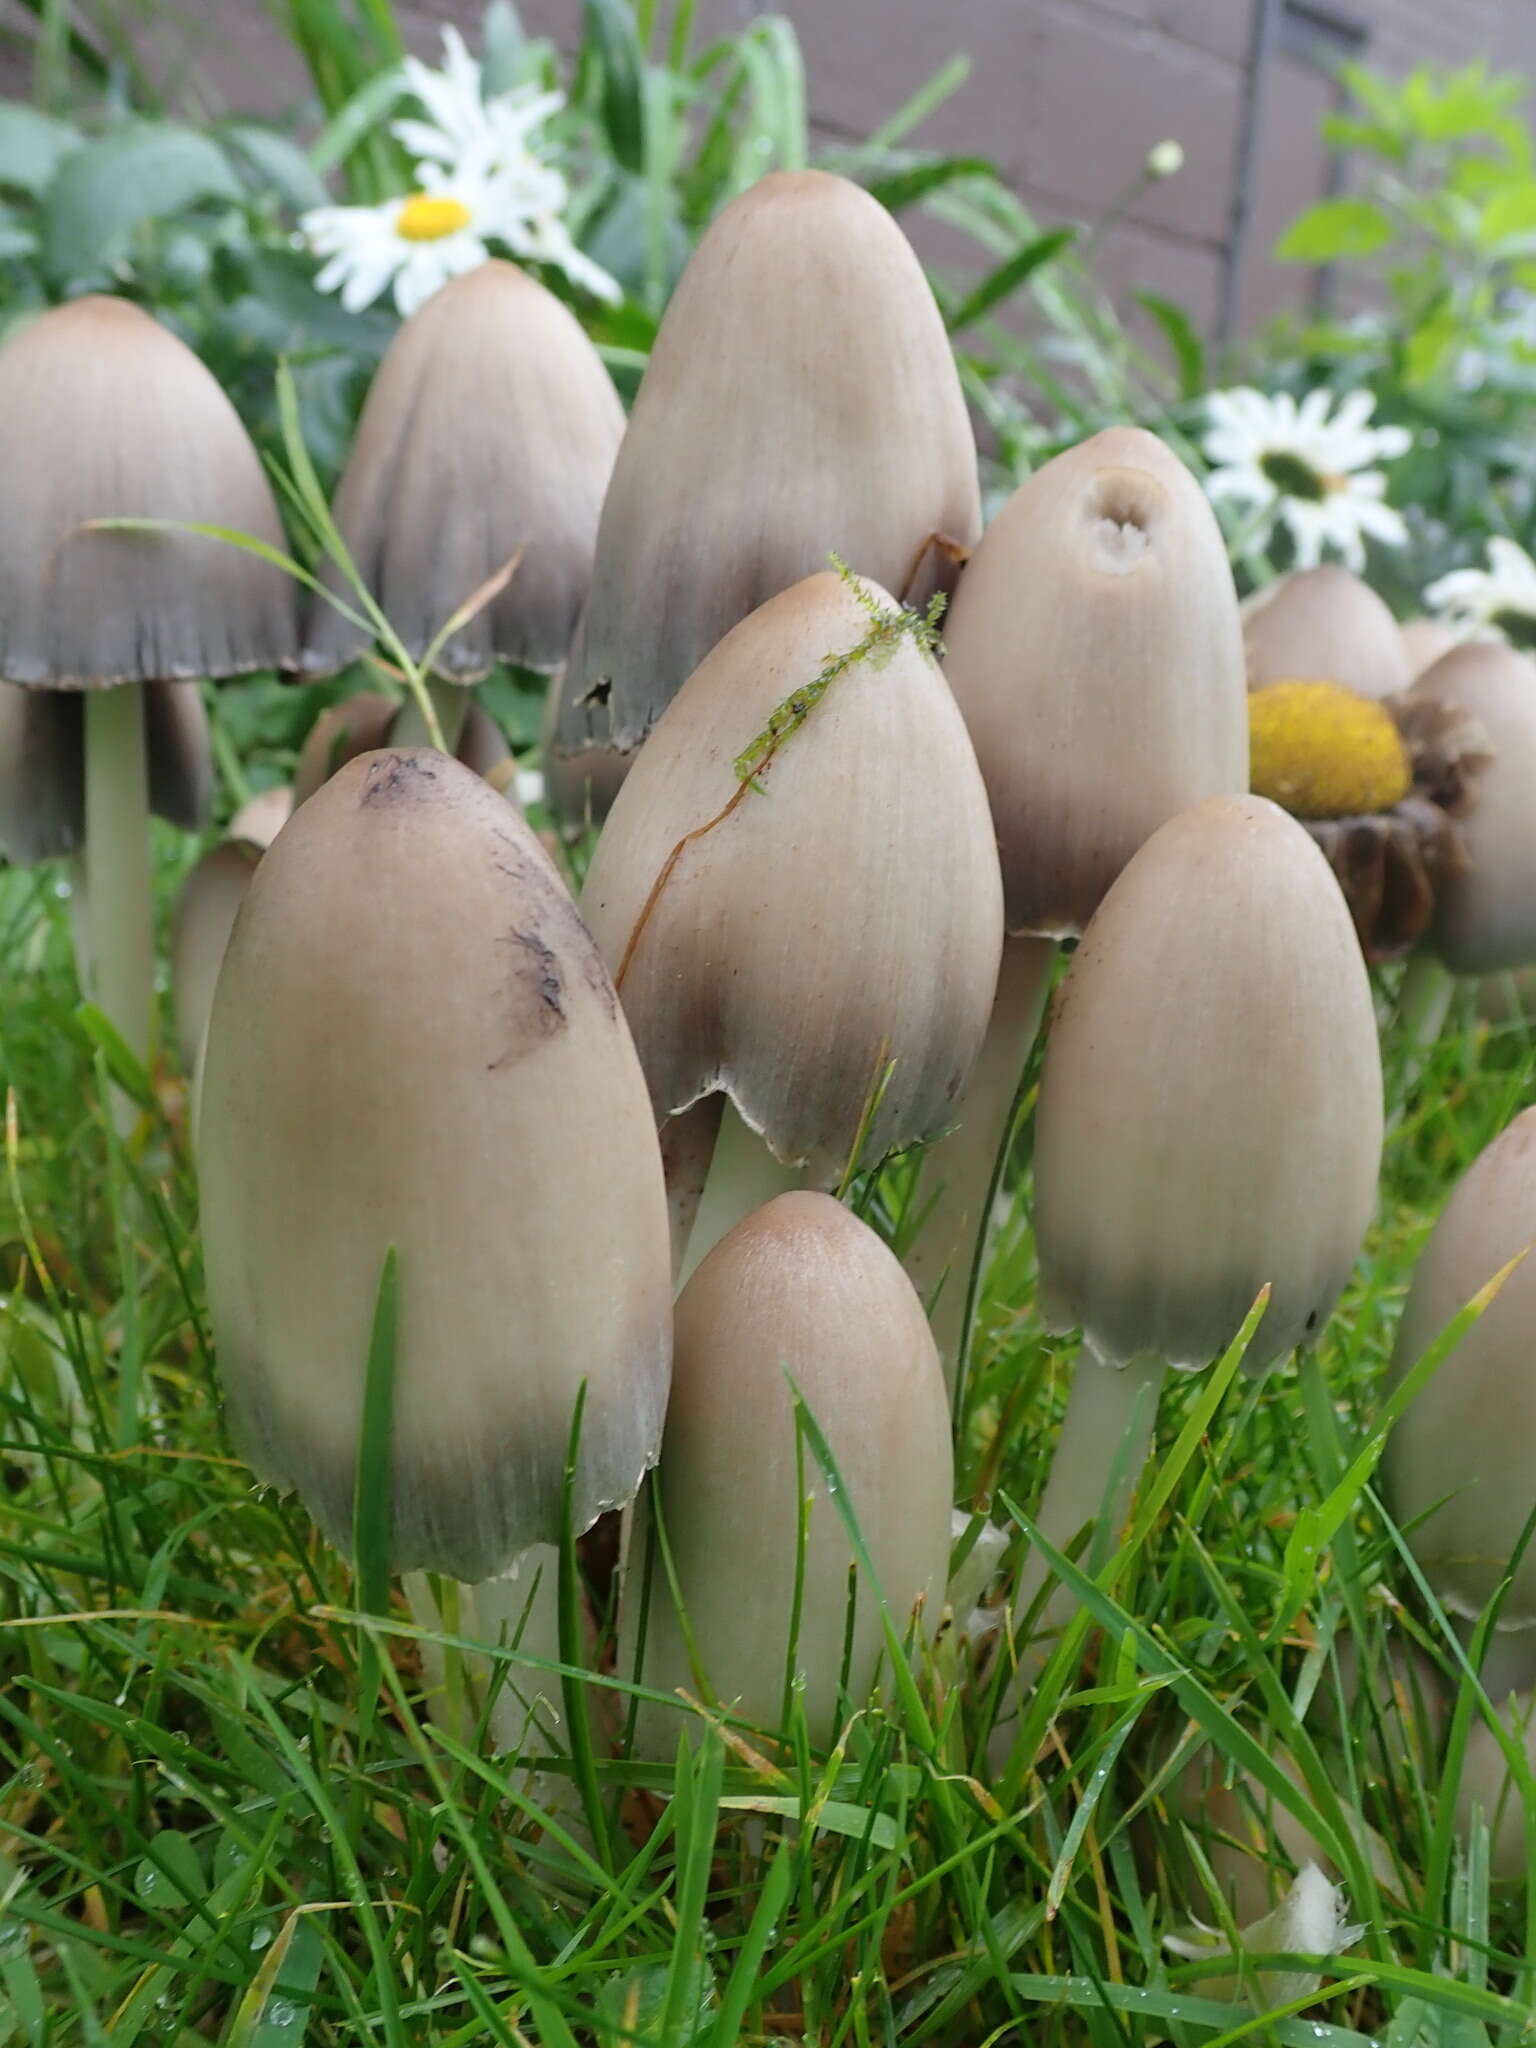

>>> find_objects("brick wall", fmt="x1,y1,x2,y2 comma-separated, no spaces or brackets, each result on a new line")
4,0,1536,338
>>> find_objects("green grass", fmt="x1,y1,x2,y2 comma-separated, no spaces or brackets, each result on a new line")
2,821,1536,2046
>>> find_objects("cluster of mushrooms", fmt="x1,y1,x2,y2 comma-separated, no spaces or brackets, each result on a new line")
5,167,1536,1922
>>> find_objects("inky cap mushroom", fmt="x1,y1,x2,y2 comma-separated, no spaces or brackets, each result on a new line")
1242,564,1410,701
554,170,980,779
1385,1104,1536,1633
197,748,672,1580
620,1191,952,1755
580,570,1003,1186
941,426,1247,941
303,261,624,685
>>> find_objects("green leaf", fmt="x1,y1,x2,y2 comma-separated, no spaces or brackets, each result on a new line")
226,1912,325,2048
865,156,998,213
43,123,241,279
306,63,407,178
218,122,329,212
1477,179,1536,248
481,0,529,95
0,103,80,195
1275,197,1393,264
946,227,1076,333
352,1245,399,1607
1135,289,1205,400
585,0,647,174
73,1004,154,1112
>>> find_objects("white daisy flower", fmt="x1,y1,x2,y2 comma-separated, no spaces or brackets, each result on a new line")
393,26,566,186
1203,386,1411,572
302,166,503,318
1425,536,1536,651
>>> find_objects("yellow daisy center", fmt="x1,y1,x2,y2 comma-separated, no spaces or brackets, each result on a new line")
1248,679,1413,819
397,193,473,243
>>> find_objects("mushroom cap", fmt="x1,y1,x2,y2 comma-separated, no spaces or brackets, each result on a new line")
1410,640,1536,973
1384,1104,1536,1629
171,837,263,1076
1033,793,1381,1374
0,678,211,861
1401,616,1461,680
303,262,623,681
198,747,672,1579
554,170,980,767
621,1190,952,1755
941,427,1247,938
1242,566,1410,701
292,693,397,808
0,296,297,687
580,570,1004,1182
227,783,294,851
292,692,517,808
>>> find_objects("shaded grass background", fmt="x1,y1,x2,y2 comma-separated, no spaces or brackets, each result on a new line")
2,806,1535,2044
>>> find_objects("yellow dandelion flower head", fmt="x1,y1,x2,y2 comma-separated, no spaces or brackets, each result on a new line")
1248,679,1413,819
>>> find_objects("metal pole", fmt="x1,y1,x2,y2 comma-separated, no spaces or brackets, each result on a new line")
1219,0,1283,349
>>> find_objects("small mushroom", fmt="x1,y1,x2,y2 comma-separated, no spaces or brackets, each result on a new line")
198,748,672,1583
0,296,296,1080
552,170,980,795
1401,616,1461,679
580,569,1002,1277
170,784,293,1077
1243,564,1410,700
910,427,1247,1381
1410,640,1536,973
304,261,624,752
292,691,516,808
995,795,1380,1736
1384,1104,1536,1643
619,1191,952,1757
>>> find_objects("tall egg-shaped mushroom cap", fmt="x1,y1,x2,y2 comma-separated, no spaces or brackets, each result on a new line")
0,678,212,860
171,785,294,1074
1034,793,1381,1374
198,748,672,1580
1401,616,1461,679
304,262,623,682
941,427,1246,938
0,297,296,687
1243,566,1410,701
1410,641,1536,972
621,1190,952,1756
1384,1105,1536,1629
580,571,1003,1182
554,170,980,769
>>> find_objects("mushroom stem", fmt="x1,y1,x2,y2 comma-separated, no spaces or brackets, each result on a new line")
902,935,1056,1393
1398,950,1455,1050
992,1348,1164,1751
392,676,468,755
404,1544,565,1757
660,1097,726,1282
81,686,155,1124
676,1098,804,1288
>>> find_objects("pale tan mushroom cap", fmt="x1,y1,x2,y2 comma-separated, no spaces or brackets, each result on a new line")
0,297,297,687
0,677,210,861
1385,1104,1536,1629
1243,565,1410,700
292,692,516,809
1400,616,1461,680
942,426,1247,938
304,262,623,681
172,838,263,1076
556,170,980,761
580,571,1004,1181
621,1190,952,1756
1034,793,1381,1374
198,748,672,1578
1410,640,1536,973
